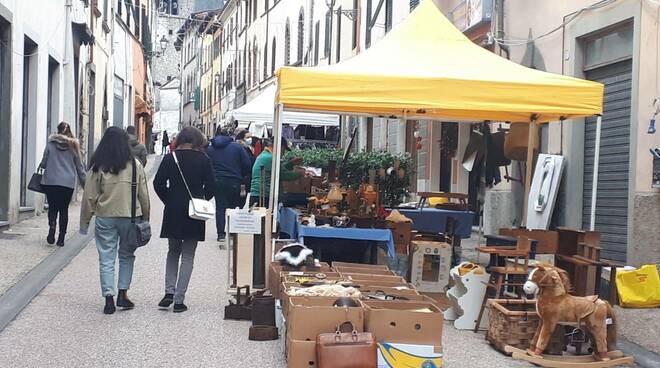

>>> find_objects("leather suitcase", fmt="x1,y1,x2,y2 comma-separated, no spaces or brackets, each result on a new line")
316,322,377,368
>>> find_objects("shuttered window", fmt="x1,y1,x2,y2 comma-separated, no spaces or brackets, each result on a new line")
410,0,420,11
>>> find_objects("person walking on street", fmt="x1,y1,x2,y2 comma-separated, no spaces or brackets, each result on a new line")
38,122,86,247
235,129,256,194
80,127,150,315
249,138,302,208
162,130,170,155
126,126,148,167
207,127,251,242
154,127,215,313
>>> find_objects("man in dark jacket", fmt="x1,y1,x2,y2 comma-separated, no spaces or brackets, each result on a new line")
126,126,148,166
207,127,252,241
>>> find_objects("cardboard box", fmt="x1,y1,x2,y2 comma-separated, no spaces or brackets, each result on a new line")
335,266,396,276
332,261,390,270
287,296,364,342
410,241,451,293
280,282,349,317
283,177,312,194
363,300,444,347
268,262,332,298
286,337,317,368
358,285,421,299
377,342,443,368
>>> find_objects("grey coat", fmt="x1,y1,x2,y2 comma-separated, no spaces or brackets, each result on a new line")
129,134,148,167
39,134,86,189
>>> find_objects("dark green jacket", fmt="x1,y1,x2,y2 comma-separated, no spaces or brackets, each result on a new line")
250,150,300,197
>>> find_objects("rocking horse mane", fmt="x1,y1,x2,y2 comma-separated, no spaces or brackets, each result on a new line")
555,267,573,293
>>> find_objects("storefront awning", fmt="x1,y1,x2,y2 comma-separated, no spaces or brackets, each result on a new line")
229,84,339,127
276,0,603,123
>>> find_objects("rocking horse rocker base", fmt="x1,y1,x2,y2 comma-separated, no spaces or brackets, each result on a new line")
504,345,634,367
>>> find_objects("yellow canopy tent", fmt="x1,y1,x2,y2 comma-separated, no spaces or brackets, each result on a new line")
268,0,604,229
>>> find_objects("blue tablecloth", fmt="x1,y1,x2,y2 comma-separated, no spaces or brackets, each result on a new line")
394,208,474,239
279,206,301,238
278,207,395,258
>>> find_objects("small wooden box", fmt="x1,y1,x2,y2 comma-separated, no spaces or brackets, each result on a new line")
386,221,413,254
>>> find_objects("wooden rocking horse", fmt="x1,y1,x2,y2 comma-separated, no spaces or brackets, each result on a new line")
505,264,634,367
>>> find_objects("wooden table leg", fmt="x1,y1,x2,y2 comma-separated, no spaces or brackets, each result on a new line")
609,266,618,305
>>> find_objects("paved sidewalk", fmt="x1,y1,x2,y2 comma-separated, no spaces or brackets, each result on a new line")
0,199,83,297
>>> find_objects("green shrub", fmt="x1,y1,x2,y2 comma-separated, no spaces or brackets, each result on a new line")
284,148,412,206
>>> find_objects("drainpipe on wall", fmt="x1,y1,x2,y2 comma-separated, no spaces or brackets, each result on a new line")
495,0,509,59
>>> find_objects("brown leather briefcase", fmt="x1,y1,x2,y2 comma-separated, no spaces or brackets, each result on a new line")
316,322,377,368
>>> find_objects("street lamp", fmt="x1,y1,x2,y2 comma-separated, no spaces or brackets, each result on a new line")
159,35,169,53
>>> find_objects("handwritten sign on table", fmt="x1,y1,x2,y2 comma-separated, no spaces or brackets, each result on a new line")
228,210,262,234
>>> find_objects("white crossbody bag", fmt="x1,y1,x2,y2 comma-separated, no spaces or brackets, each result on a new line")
172,151,215,221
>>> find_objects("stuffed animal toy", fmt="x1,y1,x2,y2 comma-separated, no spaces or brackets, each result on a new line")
274,243,314,267
523,264,617,361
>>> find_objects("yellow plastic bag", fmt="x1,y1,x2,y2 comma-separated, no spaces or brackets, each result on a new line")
616,265,660,308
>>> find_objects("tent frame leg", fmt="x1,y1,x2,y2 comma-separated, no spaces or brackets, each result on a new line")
270,103,284,228
589,115,602,231
522,117,539,226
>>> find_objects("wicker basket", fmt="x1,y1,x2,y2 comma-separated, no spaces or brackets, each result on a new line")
486,299,565,354
487,299,540,353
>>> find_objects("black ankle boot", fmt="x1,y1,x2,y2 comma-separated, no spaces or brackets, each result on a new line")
56,232,65,247
104,296,116,315
116,289,135,309
47,223,56,245
158,293,174,308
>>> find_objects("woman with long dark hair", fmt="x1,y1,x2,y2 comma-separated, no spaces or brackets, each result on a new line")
38,122,86,246
154,126,215,313
80,127,150,314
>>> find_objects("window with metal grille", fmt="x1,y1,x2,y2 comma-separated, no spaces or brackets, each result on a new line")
352,0,358,49
336,6,341,63
271,38,276,75
285,20,291,65
263,42,268,80
314,21,320,65
324,10,331,58
297,8,304,63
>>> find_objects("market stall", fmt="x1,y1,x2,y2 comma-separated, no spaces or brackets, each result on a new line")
253,1,624,366
228,83,339,138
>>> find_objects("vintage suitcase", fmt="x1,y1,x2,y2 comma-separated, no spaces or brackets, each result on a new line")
316,322,377,368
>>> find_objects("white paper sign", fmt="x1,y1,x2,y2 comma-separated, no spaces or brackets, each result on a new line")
228,210,262,234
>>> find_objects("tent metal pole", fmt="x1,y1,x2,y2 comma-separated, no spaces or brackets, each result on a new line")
270,104,284,228
522,117,539,226
589,115,602,231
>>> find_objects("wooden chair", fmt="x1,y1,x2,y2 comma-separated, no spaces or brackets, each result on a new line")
474,236,532,333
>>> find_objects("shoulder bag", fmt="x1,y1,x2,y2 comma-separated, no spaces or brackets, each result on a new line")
316,321,377,368
28,168,45,194
130,159,152,247
172,151,215,221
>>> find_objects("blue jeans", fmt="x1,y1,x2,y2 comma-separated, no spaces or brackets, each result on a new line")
95,217,136,297
215,178,244,238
